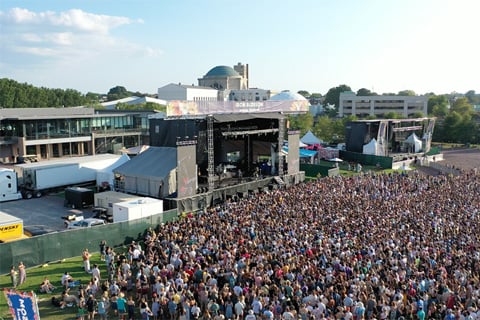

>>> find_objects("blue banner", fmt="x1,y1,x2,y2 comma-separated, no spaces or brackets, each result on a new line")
4,289,40,320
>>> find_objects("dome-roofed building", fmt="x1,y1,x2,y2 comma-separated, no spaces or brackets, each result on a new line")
269,90,308,101
198,62,249,100
205,66,240,77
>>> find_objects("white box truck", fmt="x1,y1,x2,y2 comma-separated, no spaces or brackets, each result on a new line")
113,197,163,223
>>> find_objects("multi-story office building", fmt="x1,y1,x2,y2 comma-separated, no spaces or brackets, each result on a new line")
228,88,271,102
0,107,152,164
339,91,428,118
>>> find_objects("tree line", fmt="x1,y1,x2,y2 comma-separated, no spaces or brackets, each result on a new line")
0,79,152,109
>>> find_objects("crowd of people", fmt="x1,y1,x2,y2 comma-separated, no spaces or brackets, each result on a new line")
62,169,480,319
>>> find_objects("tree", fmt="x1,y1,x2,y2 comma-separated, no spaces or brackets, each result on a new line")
450,97,473,115
324,84,352,116
398,90,416,96
0,78,87,108
297,90,310,98
412,111,425,118
287,112,313,134
465,90,480,105
383,112,403,119
442,111,463,143
356,88,377,96
313,116,334,142
457,115,477,143
107,86,131,101
428,95,449,116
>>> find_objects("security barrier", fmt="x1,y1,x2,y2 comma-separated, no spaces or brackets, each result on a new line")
339,151,393,169
0,209,178,275
301,164,339,178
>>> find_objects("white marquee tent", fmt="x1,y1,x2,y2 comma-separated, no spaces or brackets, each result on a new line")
363,138,380,155
404,133,423,153
301,130,323,145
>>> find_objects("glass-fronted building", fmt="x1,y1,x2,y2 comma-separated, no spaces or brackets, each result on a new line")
0,107,154,163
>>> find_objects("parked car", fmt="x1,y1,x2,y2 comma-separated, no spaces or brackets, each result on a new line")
66,218,106,229
24,225,58,237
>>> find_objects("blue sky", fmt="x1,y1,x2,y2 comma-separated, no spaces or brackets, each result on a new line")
1,0,479,95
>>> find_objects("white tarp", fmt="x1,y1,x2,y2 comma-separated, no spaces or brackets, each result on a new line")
363,138,379,155
96,153,130,190
405,133,423,153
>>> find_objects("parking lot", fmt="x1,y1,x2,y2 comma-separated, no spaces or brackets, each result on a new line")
0,192,96,232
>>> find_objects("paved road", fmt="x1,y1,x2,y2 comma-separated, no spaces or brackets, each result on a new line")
441,148,480,171
0,193,95,231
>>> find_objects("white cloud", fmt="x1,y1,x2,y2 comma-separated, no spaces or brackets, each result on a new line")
0,7,161,71
2,7,132,34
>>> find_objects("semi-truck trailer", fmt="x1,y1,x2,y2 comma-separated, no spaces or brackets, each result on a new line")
15,162,96,199
0,154,124,201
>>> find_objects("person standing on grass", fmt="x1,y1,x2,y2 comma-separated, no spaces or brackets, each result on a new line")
97,296,107,320
91,263,101,281
126,295,135,320
99,240,107,261
10,265,17,289
82,248,92,273
18,261,26,286
117,292,127,320
86,294,97,320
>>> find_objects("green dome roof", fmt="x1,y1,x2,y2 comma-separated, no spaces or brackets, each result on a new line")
205,65,239,77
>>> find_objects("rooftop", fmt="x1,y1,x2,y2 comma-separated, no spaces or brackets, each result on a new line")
205,65,240,77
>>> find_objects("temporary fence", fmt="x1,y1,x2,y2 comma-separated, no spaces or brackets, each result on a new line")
0,209,178,275
300,164,339,178
339,151,393,169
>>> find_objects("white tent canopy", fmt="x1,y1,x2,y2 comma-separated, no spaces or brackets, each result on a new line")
363,138,380,155
119,145,150,155
404,133,423,153
301,130,323,145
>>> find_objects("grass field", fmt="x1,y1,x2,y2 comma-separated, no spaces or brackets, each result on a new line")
0,254,108,320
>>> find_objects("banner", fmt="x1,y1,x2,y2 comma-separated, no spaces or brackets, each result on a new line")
166,99,309,117
3,289,40,320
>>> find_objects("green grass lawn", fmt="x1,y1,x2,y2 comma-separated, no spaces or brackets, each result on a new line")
0,254,106,320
